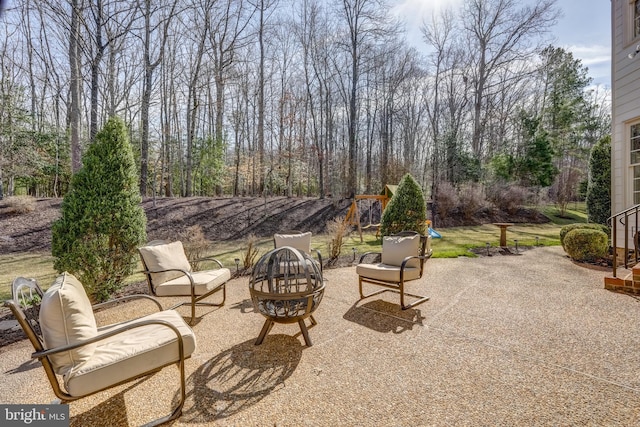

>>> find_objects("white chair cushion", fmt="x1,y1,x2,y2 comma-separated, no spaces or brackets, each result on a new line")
138,241,192,288
64,309,197,396
356,263,422,283
381,234,421,268
154,268,231,297
39,272,98,375
274,232,312,253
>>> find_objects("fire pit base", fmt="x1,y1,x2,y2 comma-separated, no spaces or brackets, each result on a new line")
255,315,317,346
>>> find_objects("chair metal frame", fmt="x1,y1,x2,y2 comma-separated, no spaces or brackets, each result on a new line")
357,231,432,310
5,277,189,427
138,240,227,325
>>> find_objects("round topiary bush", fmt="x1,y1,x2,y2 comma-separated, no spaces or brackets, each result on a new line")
563,228,608,262
559,223,609,249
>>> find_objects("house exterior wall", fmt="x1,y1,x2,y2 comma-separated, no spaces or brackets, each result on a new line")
612,0,640,244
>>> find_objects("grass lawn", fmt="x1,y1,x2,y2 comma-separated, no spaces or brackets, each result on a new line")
0,204,588,302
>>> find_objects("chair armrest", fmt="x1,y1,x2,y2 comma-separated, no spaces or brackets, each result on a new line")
140,268,196,295
141,268,194,283
92,294,163,312
358,251,382,264
191,256,224,269
310,248,323,268
32,318,185,360
399,253,432,270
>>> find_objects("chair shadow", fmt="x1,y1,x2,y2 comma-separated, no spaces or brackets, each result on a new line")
176,335,303,423
70,378,150,427
5,357,41,374
229,298,255,314
343,299,425,334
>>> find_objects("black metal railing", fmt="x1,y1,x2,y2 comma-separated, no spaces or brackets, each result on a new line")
608,204,640,278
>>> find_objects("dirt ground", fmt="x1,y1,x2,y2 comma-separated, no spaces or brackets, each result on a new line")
0,196,549,255
0,196,355,254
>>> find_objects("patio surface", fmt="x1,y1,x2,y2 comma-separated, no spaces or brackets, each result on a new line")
1,246,640,426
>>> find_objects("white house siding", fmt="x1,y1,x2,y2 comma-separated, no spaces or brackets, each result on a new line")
612,0,640,245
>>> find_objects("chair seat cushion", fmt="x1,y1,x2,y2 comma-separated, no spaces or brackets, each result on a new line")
356,263,421,283
154,268,231,297
39,272,98,375
64,309,197,397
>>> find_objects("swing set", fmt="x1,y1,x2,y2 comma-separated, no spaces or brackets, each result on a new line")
344,184,441,242
344,185,396,242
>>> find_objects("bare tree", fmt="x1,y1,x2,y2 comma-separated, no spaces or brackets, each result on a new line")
463,0,558,160
209,0,254,158
184,0,211,196
139,0,178,196
335,0,397,196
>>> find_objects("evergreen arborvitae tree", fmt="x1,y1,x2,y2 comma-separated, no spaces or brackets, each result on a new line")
586,135,611,225
380,174,427,237
52,117,147,302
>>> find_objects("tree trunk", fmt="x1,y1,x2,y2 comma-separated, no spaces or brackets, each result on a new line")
69,0,82,172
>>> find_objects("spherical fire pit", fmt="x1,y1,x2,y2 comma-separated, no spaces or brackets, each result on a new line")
249,246,325,346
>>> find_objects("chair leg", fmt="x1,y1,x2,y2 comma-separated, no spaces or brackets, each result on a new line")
358,276,388,300
400,280,430,310
145,357,187,426
190,298,196,326
186,284,227,325
360,276,430,310
194,283,227,307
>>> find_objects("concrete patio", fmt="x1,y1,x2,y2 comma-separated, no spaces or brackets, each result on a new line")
1,246,640,426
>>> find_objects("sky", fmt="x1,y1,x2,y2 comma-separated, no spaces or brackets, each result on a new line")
392,0,612,88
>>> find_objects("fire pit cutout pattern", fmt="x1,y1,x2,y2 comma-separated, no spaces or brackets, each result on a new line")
249,246,325,346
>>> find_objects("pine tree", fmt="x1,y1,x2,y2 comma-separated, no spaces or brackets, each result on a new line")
380,174,427,237
52,117,147,302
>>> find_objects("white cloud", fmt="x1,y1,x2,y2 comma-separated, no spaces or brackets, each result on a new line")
562,44,611,86
391,0,462,27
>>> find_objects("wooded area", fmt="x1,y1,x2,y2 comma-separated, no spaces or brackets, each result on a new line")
0,0,610,204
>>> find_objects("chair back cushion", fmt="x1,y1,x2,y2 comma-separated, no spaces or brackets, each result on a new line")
39,272,98,375
138,241,192,288
381,234,421,268
274,232,312,253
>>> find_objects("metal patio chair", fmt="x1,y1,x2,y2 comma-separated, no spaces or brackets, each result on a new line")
138,240,230,325
5,273,196,426
356,231,432,310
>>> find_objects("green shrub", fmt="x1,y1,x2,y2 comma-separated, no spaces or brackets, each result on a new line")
559,223,609,249
563,228,608,262
380,173,427,237
52,117,147,302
